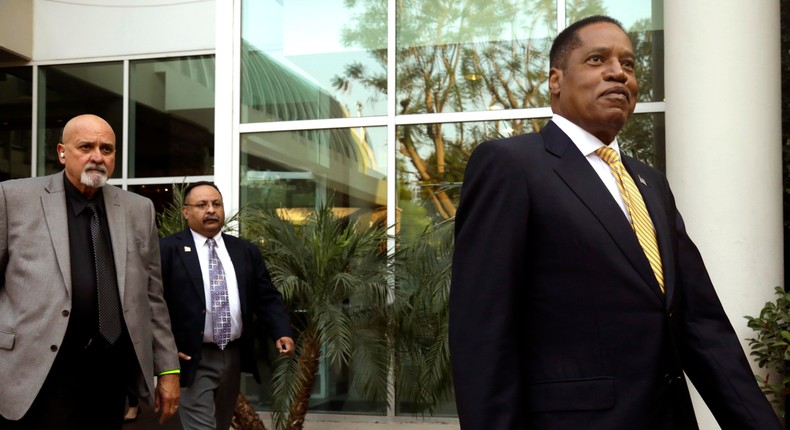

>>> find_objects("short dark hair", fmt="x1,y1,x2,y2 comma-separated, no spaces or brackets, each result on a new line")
183,181,221,203
549,15,626,70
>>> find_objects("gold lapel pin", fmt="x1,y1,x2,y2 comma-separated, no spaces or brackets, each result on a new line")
638,175,647,186
184,246,192,252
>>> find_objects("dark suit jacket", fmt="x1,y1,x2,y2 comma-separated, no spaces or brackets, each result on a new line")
448,122,780,430
160,229,293,386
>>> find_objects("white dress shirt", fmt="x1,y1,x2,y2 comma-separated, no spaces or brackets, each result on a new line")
190,229,243,344
552,114,630,220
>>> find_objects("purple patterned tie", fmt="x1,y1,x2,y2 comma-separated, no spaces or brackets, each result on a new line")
207,238,231,349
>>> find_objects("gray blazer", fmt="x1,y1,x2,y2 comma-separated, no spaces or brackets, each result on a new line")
0,172,179,420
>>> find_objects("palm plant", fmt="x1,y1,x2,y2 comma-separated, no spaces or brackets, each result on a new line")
393,219,455,414
241,202,398,430
155,182,187,238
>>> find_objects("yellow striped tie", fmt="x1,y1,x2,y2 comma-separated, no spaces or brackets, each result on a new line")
596,146,664,293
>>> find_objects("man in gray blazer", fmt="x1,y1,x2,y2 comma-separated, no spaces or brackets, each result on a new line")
0,114,181,429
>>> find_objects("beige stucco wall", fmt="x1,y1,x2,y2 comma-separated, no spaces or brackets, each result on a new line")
0,0,33,60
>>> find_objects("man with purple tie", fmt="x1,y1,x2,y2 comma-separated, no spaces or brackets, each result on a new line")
160,181,294,430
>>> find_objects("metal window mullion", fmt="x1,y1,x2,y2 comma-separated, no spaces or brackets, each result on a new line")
386,0,398,419
213,0,235,212
121,59,130,190
229,0,243,213
557,0,566,32
30,65,38,178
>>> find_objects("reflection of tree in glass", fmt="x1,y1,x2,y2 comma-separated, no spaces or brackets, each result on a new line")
565,0,605,24
334,0,556,220
336,1,662,223
619,19,664,170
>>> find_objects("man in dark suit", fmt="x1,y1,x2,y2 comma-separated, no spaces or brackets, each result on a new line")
0,114,181,429
449,16,781,429
160,181,294,430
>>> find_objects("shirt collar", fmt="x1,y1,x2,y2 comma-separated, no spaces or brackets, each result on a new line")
64,174,105,216
551,114,622,158
189,229,223,248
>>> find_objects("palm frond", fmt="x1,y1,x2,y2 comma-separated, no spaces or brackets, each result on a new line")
240,200,396,429
393,219,455,414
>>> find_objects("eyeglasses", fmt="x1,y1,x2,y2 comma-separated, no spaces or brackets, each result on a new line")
184,201,224,210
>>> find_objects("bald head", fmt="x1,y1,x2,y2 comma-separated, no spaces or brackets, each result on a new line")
61,114,115,143
57,114,117,198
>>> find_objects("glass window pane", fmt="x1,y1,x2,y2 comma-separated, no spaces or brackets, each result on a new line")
0,67,33,179
397,113,664,235
128,184,175,216
130,55,215,178
619,112,665,170
241,127,387,213
397,118,548,234
241,0,387,122
566,0,664,103
38,62,124,176
240,126,387,415
396,0,556,115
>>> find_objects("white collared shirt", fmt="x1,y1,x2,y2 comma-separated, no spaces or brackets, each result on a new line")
190,229,243,344
552,114,630,219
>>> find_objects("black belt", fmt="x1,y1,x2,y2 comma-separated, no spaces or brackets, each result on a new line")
202,339,240,349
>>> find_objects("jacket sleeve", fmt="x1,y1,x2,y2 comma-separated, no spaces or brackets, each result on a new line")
664,180,781,430
143,201,180,375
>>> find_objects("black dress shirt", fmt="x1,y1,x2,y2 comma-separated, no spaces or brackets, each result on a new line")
61,177,118,349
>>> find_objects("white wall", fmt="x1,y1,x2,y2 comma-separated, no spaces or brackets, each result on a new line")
33,0,215,61
664,0,783,428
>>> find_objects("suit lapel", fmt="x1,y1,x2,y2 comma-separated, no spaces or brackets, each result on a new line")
103,185,127,304
178,230,206,304
42,173,71,296
623,157,675,305
543,123,663,302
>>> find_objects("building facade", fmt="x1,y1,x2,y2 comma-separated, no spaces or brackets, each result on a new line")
0,0,782,428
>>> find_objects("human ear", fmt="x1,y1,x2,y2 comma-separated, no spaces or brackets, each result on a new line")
548,67,562,95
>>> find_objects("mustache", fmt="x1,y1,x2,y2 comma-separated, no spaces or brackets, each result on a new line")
203,214,220,222
84,163,108,174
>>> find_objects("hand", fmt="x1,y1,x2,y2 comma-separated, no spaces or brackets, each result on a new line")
154,373,180,424
276,337,295,356
178,351,192,360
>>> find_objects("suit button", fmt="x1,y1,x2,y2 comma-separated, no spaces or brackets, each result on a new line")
664,373,682,384
62,310,69,317
50,345,58,352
